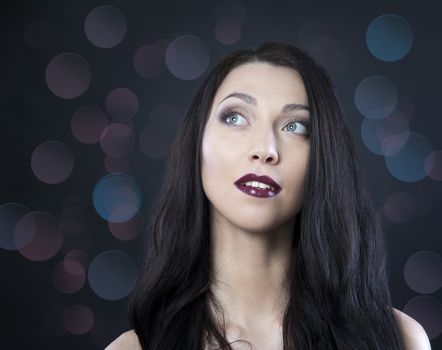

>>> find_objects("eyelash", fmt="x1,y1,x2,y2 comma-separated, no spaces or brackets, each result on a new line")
220,108,311,136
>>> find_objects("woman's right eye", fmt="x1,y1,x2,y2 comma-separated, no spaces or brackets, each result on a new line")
220,110,247,126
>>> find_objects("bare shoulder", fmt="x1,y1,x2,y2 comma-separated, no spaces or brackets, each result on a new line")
105,329,142,350
392,307,432,350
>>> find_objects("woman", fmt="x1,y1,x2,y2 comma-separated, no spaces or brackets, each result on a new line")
106,42,431,349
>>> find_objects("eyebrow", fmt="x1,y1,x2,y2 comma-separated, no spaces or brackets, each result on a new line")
218,92,310,113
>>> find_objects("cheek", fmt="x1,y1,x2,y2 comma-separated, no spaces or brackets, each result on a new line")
201,133,223,190
287,153,309,203
201,130,232,176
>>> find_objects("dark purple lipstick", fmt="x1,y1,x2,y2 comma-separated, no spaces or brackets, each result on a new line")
234,173,282,198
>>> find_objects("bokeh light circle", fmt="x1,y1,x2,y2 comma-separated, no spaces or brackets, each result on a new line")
31,140,74,184
383,192,416,224
425,150,442,181
64,249,90,270
108,211,144,241
92,173,142,223
84,5,127,48
63,304,94,334
45,53,91,99
105,88,139,122
99,123,135,158
87,250,137,300
384,132,433,182
366,14,413,62
14,211,63,261
354,75,398,119
360,109,410,156
71,106,109,144
214,18,242,45
404,250,442,294
403,296,442,339
52,259,86,294
165,35,210,80
0,202,30,250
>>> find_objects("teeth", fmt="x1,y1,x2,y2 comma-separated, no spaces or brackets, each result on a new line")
241,181,275,191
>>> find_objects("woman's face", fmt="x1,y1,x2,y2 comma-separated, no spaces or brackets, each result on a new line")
201,62,310,233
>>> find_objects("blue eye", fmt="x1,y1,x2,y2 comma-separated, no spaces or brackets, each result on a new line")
220,109,310,136
283,120,310,135
221,110,247,126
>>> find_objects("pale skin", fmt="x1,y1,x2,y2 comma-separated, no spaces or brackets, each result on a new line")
200,62,311,349
106,63,431,350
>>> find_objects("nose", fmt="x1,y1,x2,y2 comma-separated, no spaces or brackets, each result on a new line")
248,122,280,164
250,145,279,164
251,151,278,163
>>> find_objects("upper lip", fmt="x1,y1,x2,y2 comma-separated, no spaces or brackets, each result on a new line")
234,173,282,191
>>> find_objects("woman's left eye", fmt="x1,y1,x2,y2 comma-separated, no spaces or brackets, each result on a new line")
220,109,310,136
283,120,310,135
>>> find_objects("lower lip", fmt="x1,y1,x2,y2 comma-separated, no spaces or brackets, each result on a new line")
234,184,280,198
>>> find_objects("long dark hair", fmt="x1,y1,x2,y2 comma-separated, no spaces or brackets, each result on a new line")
128,42,404,349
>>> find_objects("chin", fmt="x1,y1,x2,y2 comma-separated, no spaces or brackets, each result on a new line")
230,216,283,233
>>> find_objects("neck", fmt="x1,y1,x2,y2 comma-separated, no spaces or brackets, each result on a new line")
208,212,294,330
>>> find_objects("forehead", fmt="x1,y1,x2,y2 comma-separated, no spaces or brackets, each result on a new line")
212,62,308,106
